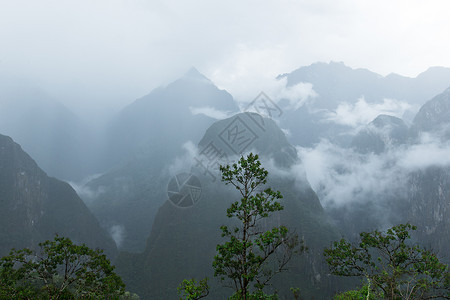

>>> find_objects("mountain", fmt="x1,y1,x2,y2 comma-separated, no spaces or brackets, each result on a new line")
277,62,450,146
0,134,117,258
279,62,450,109
116,113,343,299
411,86,450,138
82,69,240,252
0,86,96,180
351,114,409,154
102,67,239,168
330,88,450,257
407,167,450,256
407,87,450,256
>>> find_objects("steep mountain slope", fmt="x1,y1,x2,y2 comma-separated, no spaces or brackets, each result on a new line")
0,134,116,258
83,69,239,252
0,86,95,180
116,113,342,299
407,87,450,255
411,86,450,138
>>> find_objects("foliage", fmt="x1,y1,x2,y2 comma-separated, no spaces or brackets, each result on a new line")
228,290,279,299
212,153,303,299
0,235,125,299
290,287,302,300
177,278,209,300
333,280,382,300
324,223,450,300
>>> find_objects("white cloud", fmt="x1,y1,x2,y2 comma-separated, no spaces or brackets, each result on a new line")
189,106,232,120
295,136,450,207
398,135,450,170
165,141,199,177
325,97,412,127
279,81,318,110
109,225,126,248
68,173,104,202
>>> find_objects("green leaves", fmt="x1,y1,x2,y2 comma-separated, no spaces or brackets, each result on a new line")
0,236,125,299
324,224,450,299
177,278,209,300
213,153,302,299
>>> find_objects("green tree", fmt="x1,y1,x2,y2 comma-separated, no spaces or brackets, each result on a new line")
177,278,209,300
0,236,126,299
333,280,382,300
324,223,450,300
212,153,302,299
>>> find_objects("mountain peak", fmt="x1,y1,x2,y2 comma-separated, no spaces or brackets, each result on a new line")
196,112,298,168
183,67,211,82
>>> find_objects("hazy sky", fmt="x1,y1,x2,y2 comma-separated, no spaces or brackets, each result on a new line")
1,0,450,115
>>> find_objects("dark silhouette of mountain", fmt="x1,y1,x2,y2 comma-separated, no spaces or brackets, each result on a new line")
407,87,450,256
0,134,116,258
0,86,97,180
83,69,239,252
116,113,342,299
351,114,409,154
406,167,450,257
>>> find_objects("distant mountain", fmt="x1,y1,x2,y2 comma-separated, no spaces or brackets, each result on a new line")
116,113,342,299
83,69,239,252
351,114,409,154
102,67,239,168
278,62,450,146
279,62,450,109
0,86,96,180
0,134,116,258
411,86,450,138
330,88,450,257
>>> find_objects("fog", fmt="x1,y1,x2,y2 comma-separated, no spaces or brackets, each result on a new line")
1,0,450,119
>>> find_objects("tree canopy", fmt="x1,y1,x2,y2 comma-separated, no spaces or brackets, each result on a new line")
324,223,450,300
212,153,302,299
0,236,126,299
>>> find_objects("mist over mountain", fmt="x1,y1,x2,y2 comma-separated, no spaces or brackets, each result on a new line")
1,62,449,299
81,69,239,252
351,114,409,154
0,86,98,181
411,86,450,138
278,62,450,147
299,86,450,256
0,133,116,258
116,113,342,299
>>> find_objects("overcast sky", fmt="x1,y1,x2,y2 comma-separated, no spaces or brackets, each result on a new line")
1,0,450,115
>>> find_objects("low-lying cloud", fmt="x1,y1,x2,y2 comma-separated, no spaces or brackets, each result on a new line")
109,224,126,248
295,134,450,208
189,106,232,120
325,97,413,128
